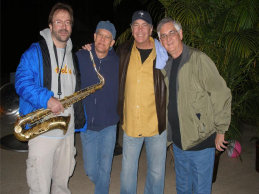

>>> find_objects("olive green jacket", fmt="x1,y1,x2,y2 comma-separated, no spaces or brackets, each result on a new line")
161,44,232,150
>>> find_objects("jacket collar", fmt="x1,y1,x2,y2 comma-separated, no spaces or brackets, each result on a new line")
164,44,191,73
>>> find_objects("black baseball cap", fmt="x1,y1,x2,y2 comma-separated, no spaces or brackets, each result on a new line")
131,10,152,25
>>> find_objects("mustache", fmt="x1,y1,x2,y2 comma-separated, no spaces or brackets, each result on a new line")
96,42,106,46
58,29,69,33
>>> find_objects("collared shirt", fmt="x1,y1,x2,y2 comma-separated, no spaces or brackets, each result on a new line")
122,38,158,137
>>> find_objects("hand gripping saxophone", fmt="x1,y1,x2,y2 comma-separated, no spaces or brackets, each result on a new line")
14,51,104,141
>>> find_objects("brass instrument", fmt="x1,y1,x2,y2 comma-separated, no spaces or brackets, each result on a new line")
14,51,104,141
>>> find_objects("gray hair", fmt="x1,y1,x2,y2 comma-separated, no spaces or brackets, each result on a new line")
157,17,182,38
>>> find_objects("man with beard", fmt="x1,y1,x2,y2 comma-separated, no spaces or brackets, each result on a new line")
76,21,119,194
15,3,85,194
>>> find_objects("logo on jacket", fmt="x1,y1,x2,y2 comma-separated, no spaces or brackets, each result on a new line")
55,64,72,74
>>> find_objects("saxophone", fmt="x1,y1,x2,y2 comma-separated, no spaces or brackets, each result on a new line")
14,51,104,141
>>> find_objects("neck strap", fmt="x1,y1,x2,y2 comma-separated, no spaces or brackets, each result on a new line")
53,44,66,99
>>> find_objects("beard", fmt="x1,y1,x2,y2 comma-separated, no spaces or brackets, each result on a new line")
52,29,71,43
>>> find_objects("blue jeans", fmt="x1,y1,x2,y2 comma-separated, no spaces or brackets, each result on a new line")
120,130,167,194
80,125,116,194
173,144,215,194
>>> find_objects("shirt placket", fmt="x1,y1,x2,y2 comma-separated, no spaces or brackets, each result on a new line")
136,65,143,136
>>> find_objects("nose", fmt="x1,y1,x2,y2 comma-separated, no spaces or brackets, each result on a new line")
61,23,66,29
166,34,173,42
138,25,143,31
101,35,105,40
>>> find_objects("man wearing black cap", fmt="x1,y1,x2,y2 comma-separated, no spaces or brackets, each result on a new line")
117,11,167,194
76,21,119,194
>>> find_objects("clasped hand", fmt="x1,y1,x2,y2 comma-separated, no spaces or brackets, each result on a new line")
47,97,64,115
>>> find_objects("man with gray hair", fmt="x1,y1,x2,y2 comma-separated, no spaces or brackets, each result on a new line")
156,17,232,194
76,20,119,194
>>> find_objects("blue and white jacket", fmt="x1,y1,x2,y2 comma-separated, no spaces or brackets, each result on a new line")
15,39,85,131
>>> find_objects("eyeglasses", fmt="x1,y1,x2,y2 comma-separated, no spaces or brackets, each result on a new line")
54,20,72,27
160,30,178,41
96,32,112,41
132,22,149,29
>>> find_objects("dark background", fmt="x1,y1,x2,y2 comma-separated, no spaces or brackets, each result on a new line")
0,0,146,86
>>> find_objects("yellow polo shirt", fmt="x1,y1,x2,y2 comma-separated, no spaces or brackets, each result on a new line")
122,38,159,137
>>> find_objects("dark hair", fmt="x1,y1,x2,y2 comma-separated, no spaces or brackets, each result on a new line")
48,3,74,25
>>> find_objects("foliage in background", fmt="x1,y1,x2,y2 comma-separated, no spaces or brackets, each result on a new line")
114,0,259,140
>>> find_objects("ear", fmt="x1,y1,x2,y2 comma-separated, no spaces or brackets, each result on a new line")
131,25,134,35
179,29,183,40
94,33,97,41
150,26,153,35
110,39,115,48
49,23,53,32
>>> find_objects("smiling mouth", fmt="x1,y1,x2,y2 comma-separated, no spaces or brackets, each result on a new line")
60,33,68,37
59,30,68,35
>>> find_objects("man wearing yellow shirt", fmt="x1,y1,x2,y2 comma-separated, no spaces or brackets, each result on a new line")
116,10,167,194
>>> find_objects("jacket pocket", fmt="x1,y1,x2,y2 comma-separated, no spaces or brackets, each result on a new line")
191,91,214,137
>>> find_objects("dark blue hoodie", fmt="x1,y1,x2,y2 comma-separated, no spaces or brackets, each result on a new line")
76,45,119,131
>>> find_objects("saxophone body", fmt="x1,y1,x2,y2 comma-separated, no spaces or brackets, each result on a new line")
14,51,104,141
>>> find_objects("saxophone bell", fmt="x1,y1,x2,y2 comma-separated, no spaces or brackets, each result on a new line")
14,115,71,142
